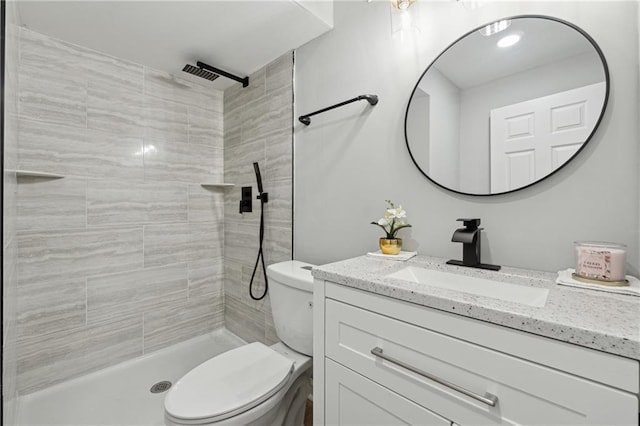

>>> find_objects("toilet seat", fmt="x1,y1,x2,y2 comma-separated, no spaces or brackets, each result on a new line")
165,342,294,424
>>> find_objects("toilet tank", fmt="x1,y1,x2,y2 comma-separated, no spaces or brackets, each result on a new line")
266,260,315,356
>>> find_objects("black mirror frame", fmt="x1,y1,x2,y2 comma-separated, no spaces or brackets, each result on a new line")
404,14,610,197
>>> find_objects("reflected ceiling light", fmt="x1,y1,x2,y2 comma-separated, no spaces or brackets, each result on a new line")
479,20,511,36
497,34,520,48
457,0,483,10
391,0,415,10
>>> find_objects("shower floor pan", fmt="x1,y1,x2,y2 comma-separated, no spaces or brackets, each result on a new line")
16,328,245,426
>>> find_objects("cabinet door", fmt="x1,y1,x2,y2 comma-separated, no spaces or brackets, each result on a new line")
325,299,639,426
325,359,451,426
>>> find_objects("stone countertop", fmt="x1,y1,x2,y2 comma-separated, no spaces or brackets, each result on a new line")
312,255,640,361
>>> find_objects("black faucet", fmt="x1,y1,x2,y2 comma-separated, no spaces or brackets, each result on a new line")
446,218,500,271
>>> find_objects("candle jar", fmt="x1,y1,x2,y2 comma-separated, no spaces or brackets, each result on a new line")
574,241,627,283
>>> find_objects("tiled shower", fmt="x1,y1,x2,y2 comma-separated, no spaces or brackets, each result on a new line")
2,15,293,423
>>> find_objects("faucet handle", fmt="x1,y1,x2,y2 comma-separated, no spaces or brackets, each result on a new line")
456,218,481,229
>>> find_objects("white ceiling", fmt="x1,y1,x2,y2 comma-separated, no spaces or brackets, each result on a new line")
17,1,334,90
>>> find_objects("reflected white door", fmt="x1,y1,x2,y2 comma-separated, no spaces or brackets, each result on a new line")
490,82,605,193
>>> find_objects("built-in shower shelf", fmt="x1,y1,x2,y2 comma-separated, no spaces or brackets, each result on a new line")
200,183,235,188
7,169,65,179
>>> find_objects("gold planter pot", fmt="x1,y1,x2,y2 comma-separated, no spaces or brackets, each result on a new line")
379,238,402,255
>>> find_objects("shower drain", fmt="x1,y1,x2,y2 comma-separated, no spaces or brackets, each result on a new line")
150,381,172,393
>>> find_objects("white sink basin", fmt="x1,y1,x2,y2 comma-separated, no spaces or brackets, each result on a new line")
387,266,549,307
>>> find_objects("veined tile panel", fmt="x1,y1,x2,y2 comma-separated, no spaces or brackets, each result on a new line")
17,227,144,284
17,277,86,339
266,52,293,93
143,294,224,353
4,8,20,423
18,118,144,180
224,67,266,114
265,129,293,183
18,64,87,128
188,105,223,148
144,139,223,184
87,180,188,226
223,52,293,345
144,222,223,267
20,27,143,93
17,177,86,231
224,294,267,344
144,95,188,143
188,258,224,299
188,184,224,223
87,263,188,325
143,67,223,111
17,315,143,394
87,81,145,137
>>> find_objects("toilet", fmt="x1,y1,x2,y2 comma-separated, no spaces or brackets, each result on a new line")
164,260,315,426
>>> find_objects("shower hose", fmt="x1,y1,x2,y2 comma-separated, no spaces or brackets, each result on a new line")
249,194,268,300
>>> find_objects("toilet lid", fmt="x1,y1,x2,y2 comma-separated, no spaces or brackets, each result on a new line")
164,342,294,422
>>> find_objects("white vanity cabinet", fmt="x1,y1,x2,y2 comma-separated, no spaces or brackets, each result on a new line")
314,281,640,426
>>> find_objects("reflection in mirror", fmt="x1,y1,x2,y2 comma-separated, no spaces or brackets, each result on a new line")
405,16,609,196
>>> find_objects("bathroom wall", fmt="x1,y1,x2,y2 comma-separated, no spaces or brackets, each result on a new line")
3,0,21,422
15,28,225,394
295,1,640,274
223,52,293,344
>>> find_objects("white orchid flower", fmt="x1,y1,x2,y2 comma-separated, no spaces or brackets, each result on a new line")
378,218,390,226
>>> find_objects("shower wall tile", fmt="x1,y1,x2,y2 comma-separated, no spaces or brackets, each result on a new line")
224,221,260,264
17,177,86,231
4,9,20,422
87,263,188,325
19,67,87,128
143,294,224,353
17,315,143,394
188,259,224,298
18,118,144,181
224,67,266,114
87,81,145,137
188,106,223,148
20,27,144,93
144,95,188,143
265,129,293,183
188,184,224,223
266,53,293,93
143,67,223,112
224,294,266,344
15,29,225,394
223,51,293,345
144,222,223,267
144,140,223,184
263,178,292,228
18,227,144,285
87,180,188,226
17,278,86,339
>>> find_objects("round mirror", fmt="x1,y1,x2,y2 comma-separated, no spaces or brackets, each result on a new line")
405,15,609,196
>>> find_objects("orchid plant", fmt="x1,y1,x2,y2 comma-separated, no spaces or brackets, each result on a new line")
370,200,412,239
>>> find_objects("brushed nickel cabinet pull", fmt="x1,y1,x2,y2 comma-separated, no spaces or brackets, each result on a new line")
371,347,498,407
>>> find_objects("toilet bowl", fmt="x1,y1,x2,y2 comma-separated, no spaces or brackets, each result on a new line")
164,260,315,426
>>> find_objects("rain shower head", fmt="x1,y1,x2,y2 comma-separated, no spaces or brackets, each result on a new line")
182,64,219,81
183,61,249,87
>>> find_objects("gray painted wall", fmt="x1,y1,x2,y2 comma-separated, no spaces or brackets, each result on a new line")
294,1,639,275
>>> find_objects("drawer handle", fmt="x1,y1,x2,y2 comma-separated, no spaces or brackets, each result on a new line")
370,347,498,407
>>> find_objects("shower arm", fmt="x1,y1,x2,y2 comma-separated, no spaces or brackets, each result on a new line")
196,61,249,88
298,94,379,126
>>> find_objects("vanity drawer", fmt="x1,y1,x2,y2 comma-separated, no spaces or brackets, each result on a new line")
325,358,451,426
325,299,638,426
